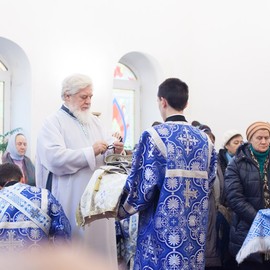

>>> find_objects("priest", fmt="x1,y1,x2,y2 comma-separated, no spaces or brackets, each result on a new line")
36,73,124,269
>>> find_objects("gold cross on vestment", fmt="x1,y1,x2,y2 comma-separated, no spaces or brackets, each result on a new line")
0,230,24,251
184,180,198,207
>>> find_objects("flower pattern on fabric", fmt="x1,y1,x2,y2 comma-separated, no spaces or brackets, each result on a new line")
118,122,217,269
155,195,187,249
0,183,71,251
188,197,209,247
165,177,179,192
163,251,189,270
29,228,42,240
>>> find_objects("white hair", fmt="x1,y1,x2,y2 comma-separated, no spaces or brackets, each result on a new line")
61,73,93,100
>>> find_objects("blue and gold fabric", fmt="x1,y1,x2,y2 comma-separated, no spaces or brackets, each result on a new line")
118,121,217,270
0,183,71,251
236,209,270,264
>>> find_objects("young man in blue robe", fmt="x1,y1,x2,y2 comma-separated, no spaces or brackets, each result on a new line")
118,78,217,270
0,163,71,251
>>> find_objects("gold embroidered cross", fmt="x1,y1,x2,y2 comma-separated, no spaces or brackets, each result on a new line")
184,180,198,207
0,231,23,251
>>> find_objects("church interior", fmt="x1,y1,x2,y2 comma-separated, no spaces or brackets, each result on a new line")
1,0,270,156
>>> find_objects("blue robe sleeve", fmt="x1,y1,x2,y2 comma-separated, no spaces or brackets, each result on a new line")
118,131,165,219
208,146,218,189
48,192,72,242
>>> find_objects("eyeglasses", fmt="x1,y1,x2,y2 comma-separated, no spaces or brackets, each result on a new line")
107,144,115,150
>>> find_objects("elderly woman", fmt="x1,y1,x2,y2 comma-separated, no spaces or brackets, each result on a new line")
2,132,35,186
225,121,270,270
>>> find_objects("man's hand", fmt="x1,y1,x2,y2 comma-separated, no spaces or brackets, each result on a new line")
112,132,123,142
113,141,124,154
112,132,124,154
92,141,108,156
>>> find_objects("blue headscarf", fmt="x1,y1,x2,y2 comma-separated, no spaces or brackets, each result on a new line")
6,132,26,161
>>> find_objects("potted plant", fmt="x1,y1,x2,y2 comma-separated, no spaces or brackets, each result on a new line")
0,127,22,154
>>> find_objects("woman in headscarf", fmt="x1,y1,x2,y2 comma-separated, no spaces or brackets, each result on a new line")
2,132,35,186
225,121,270,270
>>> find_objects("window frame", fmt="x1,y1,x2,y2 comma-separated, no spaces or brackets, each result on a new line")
0,59,11,134
113,63,140,150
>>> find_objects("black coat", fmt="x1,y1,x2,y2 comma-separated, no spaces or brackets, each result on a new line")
218,148,229,176
224,142,270,262
217,148,229,206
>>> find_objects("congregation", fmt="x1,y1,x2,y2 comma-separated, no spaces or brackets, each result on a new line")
0,74,270,270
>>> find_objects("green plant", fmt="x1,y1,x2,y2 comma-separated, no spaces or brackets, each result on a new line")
0,127,22,153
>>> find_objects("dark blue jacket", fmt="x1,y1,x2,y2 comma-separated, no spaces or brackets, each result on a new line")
224,142,270,262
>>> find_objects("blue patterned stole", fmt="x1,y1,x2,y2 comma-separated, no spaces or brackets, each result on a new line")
0,185,51,235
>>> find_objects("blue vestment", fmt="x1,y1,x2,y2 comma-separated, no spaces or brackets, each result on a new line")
118,122,217,270
236,209,270,264
0,183,71,251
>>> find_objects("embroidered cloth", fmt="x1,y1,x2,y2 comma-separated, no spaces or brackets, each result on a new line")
0,183,71,251
76,165,128,226
236,209,270,264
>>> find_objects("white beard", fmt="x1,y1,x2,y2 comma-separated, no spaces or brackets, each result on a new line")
69,105,91,125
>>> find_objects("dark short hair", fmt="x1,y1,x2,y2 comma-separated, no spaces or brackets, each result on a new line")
191,120,201,127
0,163,23,187
152,121,162,127
199,124,216,144
157,78,189,111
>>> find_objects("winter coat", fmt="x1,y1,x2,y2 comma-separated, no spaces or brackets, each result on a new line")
215,149,233,268
2,152,35,186
217,148,229,206
224,142,270,263
205,186,221,267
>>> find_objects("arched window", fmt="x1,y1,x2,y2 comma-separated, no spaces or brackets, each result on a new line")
0,61,8,71
0,37,32,156
112,52,163,152
112,63,140,150
0,59,10,135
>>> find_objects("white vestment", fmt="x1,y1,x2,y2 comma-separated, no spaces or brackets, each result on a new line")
35,107,117,269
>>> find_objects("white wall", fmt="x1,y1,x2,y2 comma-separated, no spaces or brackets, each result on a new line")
1,0,270,157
